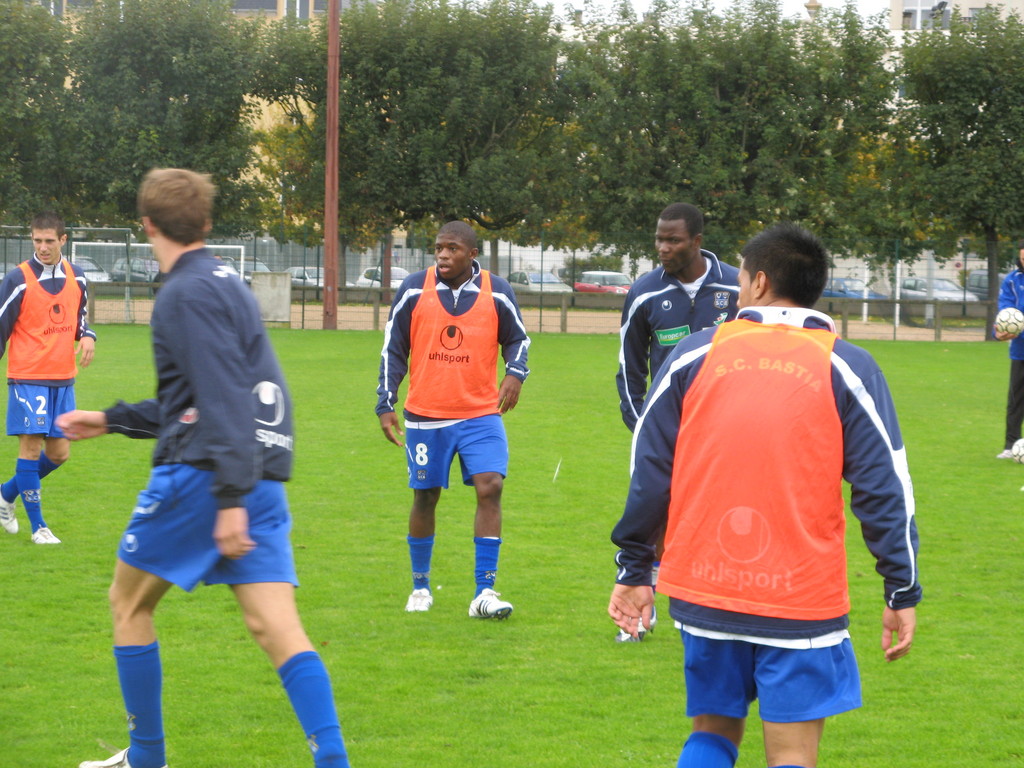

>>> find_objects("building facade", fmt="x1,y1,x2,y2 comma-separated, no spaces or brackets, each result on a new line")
32,0,360,19
890,0,1024,30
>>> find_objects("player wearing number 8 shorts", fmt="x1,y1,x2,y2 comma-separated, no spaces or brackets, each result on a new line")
376,220,530,619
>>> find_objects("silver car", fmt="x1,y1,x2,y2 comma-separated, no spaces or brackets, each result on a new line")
899,276,977,302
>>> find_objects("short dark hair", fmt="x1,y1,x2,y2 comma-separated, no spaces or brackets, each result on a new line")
437,220,478,250
741,223,828,308
137,168,215,245
658,203,703,237
31,212,65,238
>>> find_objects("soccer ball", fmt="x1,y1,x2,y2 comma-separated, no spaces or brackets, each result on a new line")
995,307,1024,337
1012,438,1024,464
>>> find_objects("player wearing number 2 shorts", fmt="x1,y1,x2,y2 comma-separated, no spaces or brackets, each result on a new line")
376,220,530,619
0,212,97,545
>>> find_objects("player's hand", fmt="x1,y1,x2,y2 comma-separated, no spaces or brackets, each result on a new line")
881,606,916,662
995,329,1019,341
608,583,655,640
214,507,256,559
56,409,108,440
379,411,404,446
77,336,96,368
497,375,522,414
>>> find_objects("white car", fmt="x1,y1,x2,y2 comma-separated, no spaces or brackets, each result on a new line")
287,266,324,288
356,266,409,289
507,270,573,294
73,256,111,282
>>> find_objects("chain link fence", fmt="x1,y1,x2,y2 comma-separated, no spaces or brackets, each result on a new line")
0,228,1012,341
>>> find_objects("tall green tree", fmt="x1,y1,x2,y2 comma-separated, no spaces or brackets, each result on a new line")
0,1,70,222
256,0,574,252
68,0,265,233
339,0,573,235
564,0,894,265
900,9,1024,333
252,16,333,242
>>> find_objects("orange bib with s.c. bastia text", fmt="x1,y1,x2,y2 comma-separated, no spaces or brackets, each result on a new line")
404,268,500,419
657,318,850,622
7,260,79,381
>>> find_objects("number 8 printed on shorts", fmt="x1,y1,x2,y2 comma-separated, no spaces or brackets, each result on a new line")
414,443,429,466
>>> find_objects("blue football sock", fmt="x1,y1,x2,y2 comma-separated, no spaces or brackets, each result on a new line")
473,536,501,596
15,458,44,531
407,534,434,591
114,642,166,768
278,651,349,768
677,731,739,768
2,453,59,503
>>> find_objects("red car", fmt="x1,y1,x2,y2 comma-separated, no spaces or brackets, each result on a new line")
574,270,631,294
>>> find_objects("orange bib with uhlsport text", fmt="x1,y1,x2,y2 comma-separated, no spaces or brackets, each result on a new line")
657,318,849,621
7,260,79,381
404,268,500,419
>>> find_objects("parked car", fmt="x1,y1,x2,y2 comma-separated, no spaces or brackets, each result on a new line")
287,266,324,288
243,259,273,284
73,255,111,283
356,266,410,289
821,277,886,299
899,276,977,301
965,268,1011,300
110,257,160,283
215,257,241,278
574,270,632,294
507,271,573,294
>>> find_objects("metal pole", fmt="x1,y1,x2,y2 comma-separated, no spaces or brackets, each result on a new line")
322,0,340,330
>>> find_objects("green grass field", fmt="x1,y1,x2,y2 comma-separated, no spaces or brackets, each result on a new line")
1,327,1022,767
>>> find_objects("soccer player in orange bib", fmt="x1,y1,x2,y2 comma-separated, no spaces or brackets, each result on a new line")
377,221,530,619
0,212,96,544
609,223,920,768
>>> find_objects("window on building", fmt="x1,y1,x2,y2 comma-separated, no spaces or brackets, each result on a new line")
233,0,278,10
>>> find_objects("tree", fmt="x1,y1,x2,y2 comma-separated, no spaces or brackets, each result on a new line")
900,9,1024,336
256,0,576,256
0,1,70,222
338,0,573,235
68,0,265,233
252,16,337,243
564,0,895,267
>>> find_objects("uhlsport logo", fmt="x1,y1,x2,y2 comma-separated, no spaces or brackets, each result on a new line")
45,302,72,335
439,324,464,350
253,381,286,426
429,324,470,364
661,299,673,311
253,380,293,451
717,506,771,563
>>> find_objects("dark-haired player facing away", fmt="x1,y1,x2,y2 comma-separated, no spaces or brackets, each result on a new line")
610,223,920,768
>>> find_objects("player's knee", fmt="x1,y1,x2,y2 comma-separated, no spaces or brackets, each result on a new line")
473,472,504,501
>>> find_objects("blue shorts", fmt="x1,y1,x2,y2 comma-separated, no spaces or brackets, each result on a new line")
119,464,298,592
6,383,75,437
680,629,862,722
405,414,508,489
